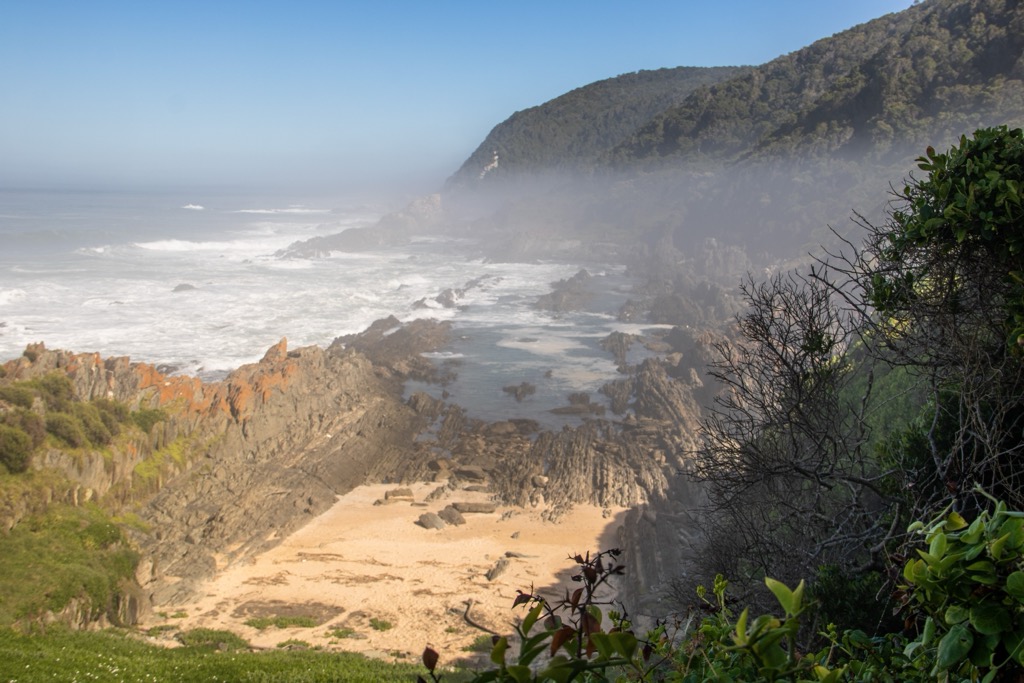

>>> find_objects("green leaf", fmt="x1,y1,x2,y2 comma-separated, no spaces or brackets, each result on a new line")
945,605,970,625
1003,627,1024,665
791,579,806,614
520,602,544,636
922,616,936,646
538,657,574,683
507,665,532,683
1007,571,1024,600
490,636,508,666
734,607,749,646
934,624,973,673
609,631,638,659
990,532,1011,560
945,511,969,531
765,577,795,615
970,602,1012,635
929,532,948,559
589,632,614,660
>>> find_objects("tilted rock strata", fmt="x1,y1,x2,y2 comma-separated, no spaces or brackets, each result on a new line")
3,319,709,622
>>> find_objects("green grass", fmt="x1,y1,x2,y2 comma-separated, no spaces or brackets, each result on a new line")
0,627,435,682
244,615,319,630
463,633,495,652
276,638,313,649
326,626,357,639
0,503,138,626
368,617,393,632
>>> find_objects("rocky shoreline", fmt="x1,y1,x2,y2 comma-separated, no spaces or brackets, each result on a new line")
1,297,712,627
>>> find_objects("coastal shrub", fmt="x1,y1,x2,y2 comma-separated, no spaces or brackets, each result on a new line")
0,424,32,474
92,398,128,432
44,412,86,448
4,409,46,449
423,495,1024,682
0,504,138,626
72,402,113,446
0,383,35,409
131,407,167,434
30,373,74,412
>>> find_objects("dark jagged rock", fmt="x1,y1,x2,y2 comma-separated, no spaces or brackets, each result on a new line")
534,269,592,312
485,557,510,581
600,331,636,370
502,382,536,402
330,317,452,381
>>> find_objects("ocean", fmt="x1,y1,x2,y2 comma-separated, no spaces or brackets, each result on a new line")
0,188,662,425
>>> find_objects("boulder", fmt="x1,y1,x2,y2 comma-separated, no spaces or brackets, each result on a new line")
385,487,414,501
485,557,510,581
453,466,487,482
437,505,466,526
416,512,446,530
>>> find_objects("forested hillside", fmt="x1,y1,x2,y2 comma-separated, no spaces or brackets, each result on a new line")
614,0,1024,165
446,66,745,184
434,0,1024,279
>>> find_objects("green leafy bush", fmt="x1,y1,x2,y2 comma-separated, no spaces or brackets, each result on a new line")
4,409,45,450
0,384,35,409
29,373,74,412
424,496,1024,682
0,424,32,474
0,504,138,626
72,402,113,446
131,407,167,434
44,412,86,448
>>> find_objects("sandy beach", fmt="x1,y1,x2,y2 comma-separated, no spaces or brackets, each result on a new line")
143,481,625,667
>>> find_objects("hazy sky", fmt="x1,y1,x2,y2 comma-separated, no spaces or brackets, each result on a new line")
1,1,915,194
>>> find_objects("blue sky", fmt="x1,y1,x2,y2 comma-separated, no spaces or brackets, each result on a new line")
1,1,915,194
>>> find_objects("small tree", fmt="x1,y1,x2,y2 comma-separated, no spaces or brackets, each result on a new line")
838,126,1024,522
690,271,890,606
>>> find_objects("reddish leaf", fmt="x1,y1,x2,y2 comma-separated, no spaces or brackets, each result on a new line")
422,646,439,672
570,587,584,608
583,566,598,583
550,625,575,655
584,611,601,635
574,554,585,564
512,591,532,608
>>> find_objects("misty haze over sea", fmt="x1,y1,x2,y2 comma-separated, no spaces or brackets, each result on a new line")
0,188,660,425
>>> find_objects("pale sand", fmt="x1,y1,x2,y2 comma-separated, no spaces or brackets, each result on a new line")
144,482,625,665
